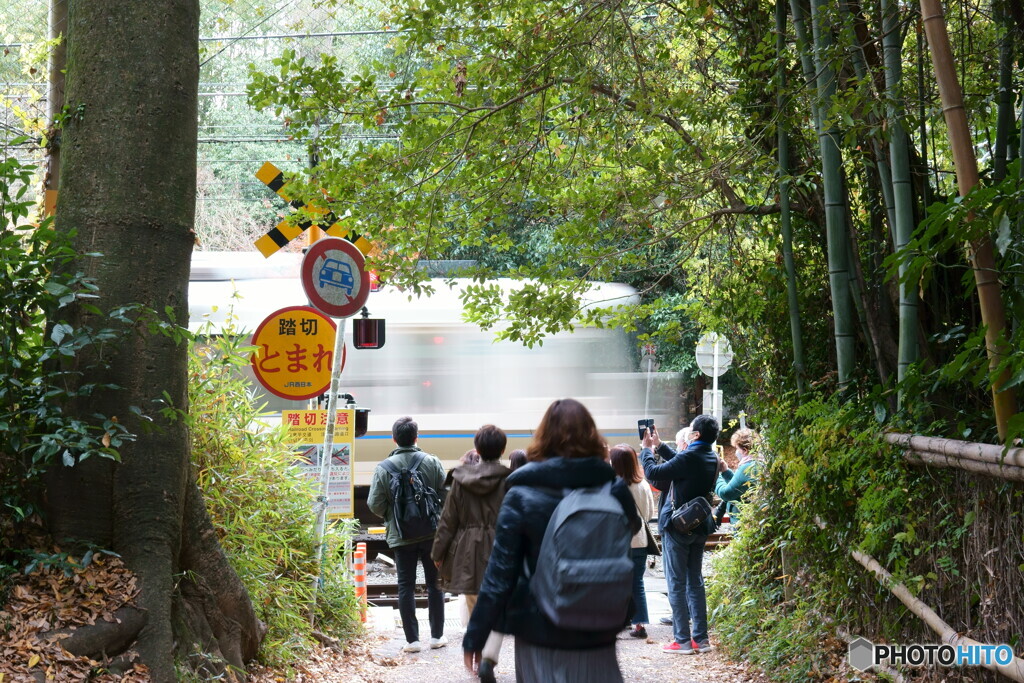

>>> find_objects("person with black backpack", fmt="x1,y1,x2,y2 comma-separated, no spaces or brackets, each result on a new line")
367,416,447,653
462,399,641,682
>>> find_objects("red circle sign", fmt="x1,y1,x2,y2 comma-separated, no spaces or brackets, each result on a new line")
250,306,346,400
301,238,371,318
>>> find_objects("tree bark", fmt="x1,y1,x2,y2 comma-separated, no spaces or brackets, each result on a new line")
46,1,264,679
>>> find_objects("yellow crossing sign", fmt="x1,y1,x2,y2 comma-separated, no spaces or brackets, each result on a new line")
253,162,373,258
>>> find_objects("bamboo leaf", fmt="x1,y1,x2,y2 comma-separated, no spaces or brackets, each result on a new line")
995,214,1011,256
997,365,1024,393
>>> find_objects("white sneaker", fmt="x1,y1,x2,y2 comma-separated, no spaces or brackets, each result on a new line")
430,635,448,649
403,641,422,653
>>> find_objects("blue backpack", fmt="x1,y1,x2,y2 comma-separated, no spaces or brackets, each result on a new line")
527,483,633,631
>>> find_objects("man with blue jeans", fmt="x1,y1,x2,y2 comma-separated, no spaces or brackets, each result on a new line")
640,415,720,654
368,417,448,653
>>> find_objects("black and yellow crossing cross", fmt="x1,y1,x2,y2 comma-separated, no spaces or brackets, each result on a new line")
253,162,373,258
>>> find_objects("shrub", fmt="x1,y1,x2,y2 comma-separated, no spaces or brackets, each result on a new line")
187,310,361,669
708,393,954,681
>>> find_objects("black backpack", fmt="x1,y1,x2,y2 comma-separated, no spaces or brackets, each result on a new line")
526,483,633,630
379,452,442,540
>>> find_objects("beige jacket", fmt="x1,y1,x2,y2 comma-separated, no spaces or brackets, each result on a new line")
628,479,656,549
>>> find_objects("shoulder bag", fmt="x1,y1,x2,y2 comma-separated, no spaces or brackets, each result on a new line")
668,483,713,536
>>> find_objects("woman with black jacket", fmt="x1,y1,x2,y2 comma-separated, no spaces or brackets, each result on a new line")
462,398,641,682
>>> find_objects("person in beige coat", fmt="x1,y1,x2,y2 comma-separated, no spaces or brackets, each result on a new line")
610,443,657,638
432,425,511,617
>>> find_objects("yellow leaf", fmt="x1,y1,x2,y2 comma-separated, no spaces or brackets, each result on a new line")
28,655,40,667
102,432,111,448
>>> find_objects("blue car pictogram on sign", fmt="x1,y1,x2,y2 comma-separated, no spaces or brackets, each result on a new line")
318,258,355,295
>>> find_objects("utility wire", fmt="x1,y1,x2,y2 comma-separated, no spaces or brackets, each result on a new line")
199,0,296,68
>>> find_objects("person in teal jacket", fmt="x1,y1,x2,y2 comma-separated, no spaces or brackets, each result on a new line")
715,428,760,522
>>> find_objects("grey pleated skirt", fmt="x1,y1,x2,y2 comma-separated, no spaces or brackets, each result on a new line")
513,639,623,683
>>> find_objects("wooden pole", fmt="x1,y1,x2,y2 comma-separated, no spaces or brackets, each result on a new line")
919,0,1017,441
816,517,1024,681
849,547,1024,681
886,433,1024,467
903,450,1024,482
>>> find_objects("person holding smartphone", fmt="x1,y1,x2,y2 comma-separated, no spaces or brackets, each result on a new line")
639,416,720,655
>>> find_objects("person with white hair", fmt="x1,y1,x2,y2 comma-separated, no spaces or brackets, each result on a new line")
674,427,693,449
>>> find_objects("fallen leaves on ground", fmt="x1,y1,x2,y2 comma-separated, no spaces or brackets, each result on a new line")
0,550,149,682
249,634,396,683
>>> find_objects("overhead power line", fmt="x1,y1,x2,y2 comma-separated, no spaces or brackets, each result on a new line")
200,28,405,42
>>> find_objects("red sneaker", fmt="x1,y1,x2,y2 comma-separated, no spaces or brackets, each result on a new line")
663,641,696,654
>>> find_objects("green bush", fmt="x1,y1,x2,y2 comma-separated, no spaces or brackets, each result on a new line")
187,311,361,669
1,153,135,590
708,393,949,681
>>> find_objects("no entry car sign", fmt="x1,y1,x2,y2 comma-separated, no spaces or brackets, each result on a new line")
301,237,371,319
250,305,346,400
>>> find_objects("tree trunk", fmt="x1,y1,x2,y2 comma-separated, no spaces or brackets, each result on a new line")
919,0,1018,441
46,1,264,679
776,0,806,395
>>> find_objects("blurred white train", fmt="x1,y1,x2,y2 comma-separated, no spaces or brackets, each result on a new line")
188,251,683,487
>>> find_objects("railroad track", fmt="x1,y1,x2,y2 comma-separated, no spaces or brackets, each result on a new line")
365,581,450,608
356,530,732,561
360,531,732,611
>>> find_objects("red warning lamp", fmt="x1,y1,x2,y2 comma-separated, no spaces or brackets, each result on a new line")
354,408,370,437
353,308,386,349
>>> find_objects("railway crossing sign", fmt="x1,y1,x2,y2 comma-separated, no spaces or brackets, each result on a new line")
301,238,371,319
253,162,373,258
250,305,346,400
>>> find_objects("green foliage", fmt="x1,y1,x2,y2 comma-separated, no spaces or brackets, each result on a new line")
246,0,771,344
1,153,135,577
708,392,974,680
187,312,361,668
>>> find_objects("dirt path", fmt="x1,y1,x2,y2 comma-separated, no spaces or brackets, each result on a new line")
252,600,768,683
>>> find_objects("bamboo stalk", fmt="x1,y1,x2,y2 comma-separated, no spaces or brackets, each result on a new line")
808,0,856,386
881,0,919,394
885,433,1024,468
919,0,1018,441
903,450,1024,482
777,0,806,396
993,27,1014,184
815,517,1024,681
850,548,1024,681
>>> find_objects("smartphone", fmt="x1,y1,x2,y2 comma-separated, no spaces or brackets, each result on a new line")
637,418,654,440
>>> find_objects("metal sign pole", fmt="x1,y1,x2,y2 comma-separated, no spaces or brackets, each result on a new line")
312,316,347,614
712,337,720,423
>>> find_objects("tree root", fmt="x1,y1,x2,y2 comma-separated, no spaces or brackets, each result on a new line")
313,629,345,654
48,605,147,659
172,477,268,679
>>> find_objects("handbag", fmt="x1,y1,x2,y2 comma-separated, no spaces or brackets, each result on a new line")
669,483,713,535
643,520,661,556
